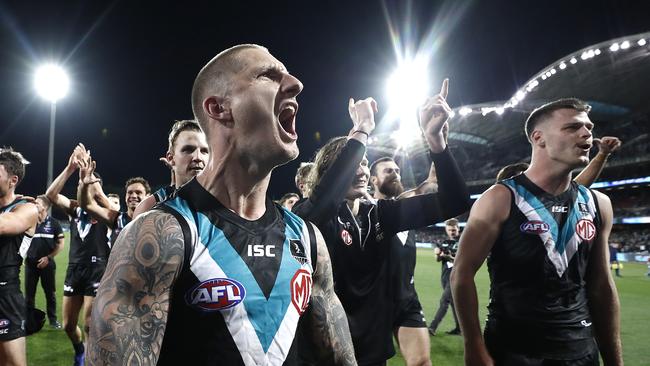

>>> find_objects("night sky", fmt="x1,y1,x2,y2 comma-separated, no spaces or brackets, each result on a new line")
1,0,649,203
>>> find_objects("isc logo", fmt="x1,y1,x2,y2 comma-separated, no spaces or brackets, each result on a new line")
186,278,246,311
0,319,9,328
520,220,550,234
247,244,275,257
551,206,568,213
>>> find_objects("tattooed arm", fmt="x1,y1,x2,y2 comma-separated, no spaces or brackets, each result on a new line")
87,210,185,365
308,223,357,366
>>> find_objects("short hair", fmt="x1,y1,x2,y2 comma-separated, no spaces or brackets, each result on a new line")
168,120,203,152
36,195,51,209
191,44,268,130
524,98,591,142
125,177,151,194
495,163,529,182
279,192,299,205
369,157,395,177
295,162,314,189
0,147,29,185
307,136,348,195
107,193,120,200
445,218,459,227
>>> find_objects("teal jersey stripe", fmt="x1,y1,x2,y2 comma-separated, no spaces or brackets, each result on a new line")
503,180,559,244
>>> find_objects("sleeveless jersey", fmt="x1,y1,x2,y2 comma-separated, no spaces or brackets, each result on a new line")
157,179,316,366
153,185,175,203
487,174,601,359
68,207,110,264
109,212,131,249
0,199,32,287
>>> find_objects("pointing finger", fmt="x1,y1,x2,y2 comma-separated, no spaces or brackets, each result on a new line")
440,78,449,100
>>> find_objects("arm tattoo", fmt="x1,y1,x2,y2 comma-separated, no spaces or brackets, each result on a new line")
309,225,358,366
87,211,184,366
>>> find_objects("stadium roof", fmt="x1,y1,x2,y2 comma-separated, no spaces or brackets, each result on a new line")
369,32,650,156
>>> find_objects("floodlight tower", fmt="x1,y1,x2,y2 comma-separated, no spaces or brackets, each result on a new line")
34,64,69,188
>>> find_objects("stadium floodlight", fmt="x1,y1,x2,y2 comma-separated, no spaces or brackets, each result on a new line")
34,63,70,190
610,43,620,52
458,107,472,116
35,64,69,103
620,41,630,49
638,39,647,46
559,62,567,70
570,57,578,64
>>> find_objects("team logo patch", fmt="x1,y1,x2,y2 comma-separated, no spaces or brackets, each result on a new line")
520,220,550,234
290,239,308,265
578,203,589,213
341,229,353,245
291,269,312,316
576,219,596,241
0,319,10,328
186,278,246,311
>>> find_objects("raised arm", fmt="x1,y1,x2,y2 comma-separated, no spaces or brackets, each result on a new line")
586,191,623,365
87,210,185,365
77,154,119,227
0,202,39,236
574,137,621,186
293,98,376,225
398,162,438,199
307,223,357,365
451,184,510,366
46,144,84,214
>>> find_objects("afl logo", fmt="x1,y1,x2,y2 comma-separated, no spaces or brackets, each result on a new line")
186,278,246,311
576,219,596,241
341,229,353,245
0,319,9,328
291,269,312,316
520,220,550,234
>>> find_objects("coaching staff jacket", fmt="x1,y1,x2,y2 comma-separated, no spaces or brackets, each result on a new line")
293,139,471,364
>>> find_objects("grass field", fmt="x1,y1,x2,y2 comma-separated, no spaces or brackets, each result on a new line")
24,238,650,365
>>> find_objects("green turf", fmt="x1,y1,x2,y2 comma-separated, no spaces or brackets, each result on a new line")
23,238,650,365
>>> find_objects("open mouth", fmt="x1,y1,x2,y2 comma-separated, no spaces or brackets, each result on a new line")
278,102,298,139
189,165,204,172
577,142,592,151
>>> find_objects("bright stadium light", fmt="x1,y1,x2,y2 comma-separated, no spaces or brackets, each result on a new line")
638,39,647,46
620,40,630,49
34,64,69,102
34,63,70,190
458,107,472,116
610,43,620,52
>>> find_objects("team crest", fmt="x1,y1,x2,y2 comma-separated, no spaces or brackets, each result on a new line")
341,229,353,245
186,278,246,311
290,239,308,265
291,269,312,315
576,219,596,241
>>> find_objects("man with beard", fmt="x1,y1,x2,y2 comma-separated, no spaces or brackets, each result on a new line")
133,119,209,218
428,218,461,336
452,98,622,365
368,156,438,366
295,80,471,365
87,44,357,366
0,147,39,366
46,145,111,366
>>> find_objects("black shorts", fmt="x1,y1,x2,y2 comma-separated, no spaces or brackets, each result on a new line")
0,289,26,341
64,263,106,297
488,348,599,366
394,295,427,328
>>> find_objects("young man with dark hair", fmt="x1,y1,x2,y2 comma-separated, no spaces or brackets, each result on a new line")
45,144,111,366
279,192,300,210
453,98,623,365
88,44,357,366
0,147,40,366
133,119,209,218
24,195,65,329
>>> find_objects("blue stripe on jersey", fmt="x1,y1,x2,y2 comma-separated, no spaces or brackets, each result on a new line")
164,197,304,353
503,179,559,244
76,208,92,240
1,199,27,213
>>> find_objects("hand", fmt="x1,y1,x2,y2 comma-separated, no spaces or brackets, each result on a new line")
78,154,101,185
419,79,451,153
348,97,378,135
159,156,172,169
67,143,87,171
594,136,622,156
37,256,50,269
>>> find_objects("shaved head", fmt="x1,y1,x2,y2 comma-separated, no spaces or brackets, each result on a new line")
191,44,268,130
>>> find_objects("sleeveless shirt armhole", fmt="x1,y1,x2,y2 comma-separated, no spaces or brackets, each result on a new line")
306,222,318,269
156,205,194,273
496,181,515,217
588,188,602,235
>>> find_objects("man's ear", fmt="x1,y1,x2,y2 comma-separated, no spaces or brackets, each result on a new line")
370,176,378,187
9,175,18,189
204,96,233,127
531,130,545,148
